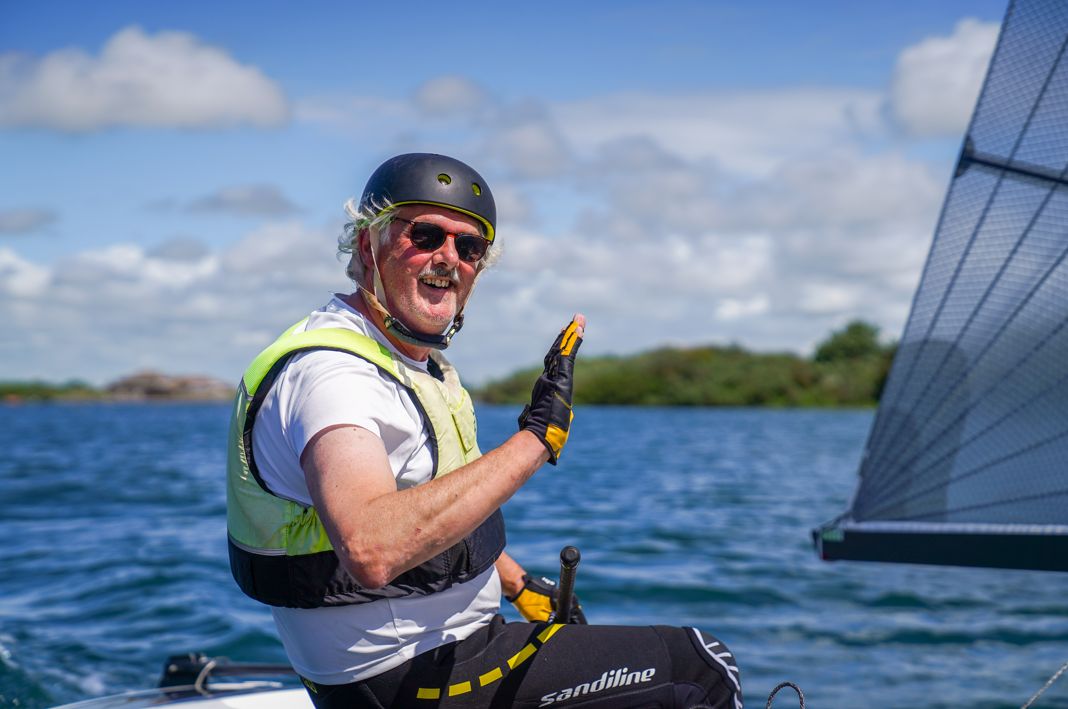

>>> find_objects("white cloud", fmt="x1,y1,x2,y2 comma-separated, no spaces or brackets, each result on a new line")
0,248,49,297
727,150,943,231
414,75,490,117
188,184,302,216
297,76,495,149
295,94,410,134
490,183,536,225
0,26,289,131
481,102,573,180
716,295,770,321
0,208,57,234
0,222,348,383
454,133,941,370
891,18,1000,137
798,282,861,315
147,237,211,262
554,88,886,178
300,80,886,183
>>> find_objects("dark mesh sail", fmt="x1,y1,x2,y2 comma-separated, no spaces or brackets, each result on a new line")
816,0,1068,571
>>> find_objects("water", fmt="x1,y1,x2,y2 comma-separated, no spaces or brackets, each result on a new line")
1,403,1066,708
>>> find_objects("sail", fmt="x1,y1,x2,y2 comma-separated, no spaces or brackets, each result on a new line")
815,0,1068,571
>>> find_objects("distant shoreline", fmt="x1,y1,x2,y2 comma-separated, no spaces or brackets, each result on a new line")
3,321,895,408
0,371,234,404
1,393,235,403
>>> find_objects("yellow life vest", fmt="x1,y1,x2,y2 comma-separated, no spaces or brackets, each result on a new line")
226,319,505,608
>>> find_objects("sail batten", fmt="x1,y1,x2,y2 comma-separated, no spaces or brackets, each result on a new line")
964,147,1068,187
817,0,1068,571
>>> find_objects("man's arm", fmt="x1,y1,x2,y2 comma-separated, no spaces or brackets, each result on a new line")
495,551,527,599
303,425,548,589
305,314,584,591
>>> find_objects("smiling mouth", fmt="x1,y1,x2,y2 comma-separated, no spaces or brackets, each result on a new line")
419,275,454,290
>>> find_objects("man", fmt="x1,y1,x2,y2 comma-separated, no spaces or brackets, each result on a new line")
226,153,743,708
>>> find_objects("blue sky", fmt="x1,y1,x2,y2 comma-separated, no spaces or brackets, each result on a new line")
1,1,1009,384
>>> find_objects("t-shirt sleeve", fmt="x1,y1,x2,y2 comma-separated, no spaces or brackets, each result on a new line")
280,350,414,462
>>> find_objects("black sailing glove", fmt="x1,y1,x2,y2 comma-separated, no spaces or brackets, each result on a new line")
518,318,583,464
505,574,588,624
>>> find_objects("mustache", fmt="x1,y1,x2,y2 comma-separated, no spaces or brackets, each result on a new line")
419,263,460,285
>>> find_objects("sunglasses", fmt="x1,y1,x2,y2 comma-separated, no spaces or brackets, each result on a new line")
393,217,491,263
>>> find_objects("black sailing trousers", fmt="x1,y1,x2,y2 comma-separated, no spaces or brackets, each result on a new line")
300,615,742,708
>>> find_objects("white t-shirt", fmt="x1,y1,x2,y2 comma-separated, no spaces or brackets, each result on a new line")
251,295,500,685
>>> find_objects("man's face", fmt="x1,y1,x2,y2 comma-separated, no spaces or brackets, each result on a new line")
363,204,483,336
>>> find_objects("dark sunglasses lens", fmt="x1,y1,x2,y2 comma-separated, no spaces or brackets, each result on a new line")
456,235,489,262
408,222,447,250
407,221,488,262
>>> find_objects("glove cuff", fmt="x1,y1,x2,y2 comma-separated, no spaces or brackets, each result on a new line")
504,574,533,603
535,435,560,465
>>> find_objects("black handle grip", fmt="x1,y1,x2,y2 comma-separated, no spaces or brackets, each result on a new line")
554,546,580,623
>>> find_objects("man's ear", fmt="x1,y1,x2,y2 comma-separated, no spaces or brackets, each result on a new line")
357,228,374,272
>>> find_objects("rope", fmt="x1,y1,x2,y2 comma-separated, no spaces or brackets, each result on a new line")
1021,658,1068,709
193,657,219,695
766,681,805,709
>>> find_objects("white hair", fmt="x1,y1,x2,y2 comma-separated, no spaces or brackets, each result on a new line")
337,196,396,284
337,197,501,284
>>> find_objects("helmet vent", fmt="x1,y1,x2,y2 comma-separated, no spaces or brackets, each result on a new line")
471,183,482,196
437,173,452,185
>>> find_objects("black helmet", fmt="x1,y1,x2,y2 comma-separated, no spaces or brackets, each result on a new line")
359,153,496,241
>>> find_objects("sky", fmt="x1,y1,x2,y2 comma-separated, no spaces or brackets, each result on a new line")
0,1,1010,385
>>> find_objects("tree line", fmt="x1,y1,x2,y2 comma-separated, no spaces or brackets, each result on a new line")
0,379,99,402
473,320,896,407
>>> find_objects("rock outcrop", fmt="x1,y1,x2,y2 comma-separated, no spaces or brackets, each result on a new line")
105,371,234,401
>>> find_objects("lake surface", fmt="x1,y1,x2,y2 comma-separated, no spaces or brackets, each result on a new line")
1,403,1066,708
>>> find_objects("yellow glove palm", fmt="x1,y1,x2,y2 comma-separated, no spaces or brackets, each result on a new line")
511,585,555,622
506,575,587,624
